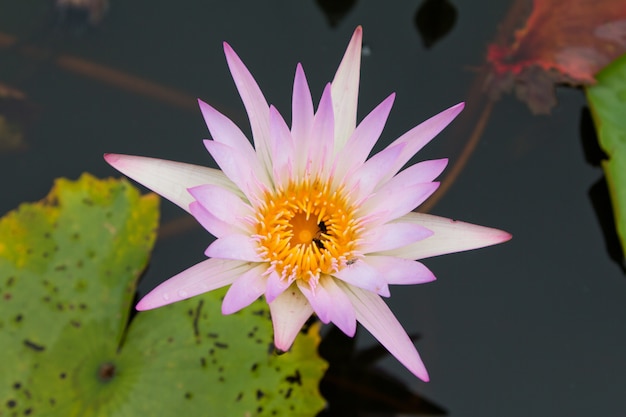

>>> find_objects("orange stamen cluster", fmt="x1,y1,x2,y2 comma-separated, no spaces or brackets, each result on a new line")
253,178,360,286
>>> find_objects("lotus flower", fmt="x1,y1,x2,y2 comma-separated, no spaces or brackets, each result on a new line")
105,26,511,381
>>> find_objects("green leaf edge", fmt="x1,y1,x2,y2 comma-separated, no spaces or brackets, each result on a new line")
586,52,626,261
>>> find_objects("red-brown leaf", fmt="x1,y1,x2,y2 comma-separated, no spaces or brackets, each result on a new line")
485,0,626,114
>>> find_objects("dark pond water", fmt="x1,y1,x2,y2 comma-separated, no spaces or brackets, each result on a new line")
1,1,625,416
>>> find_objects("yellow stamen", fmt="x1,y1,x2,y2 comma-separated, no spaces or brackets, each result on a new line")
253,178,360,286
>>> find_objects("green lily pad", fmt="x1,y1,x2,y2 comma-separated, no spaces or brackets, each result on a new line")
586,53,626,261
0,174,327,416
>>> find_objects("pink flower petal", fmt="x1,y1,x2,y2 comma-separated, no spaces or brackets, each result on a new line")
223,42,273,173
378,102,465,185
393,158,449,185
297,276,357,336
383,213,512,259
347,143,406,202
359,222,433,254
340,283,430,381
203,140,263,201
265,271,291,303
197,99,269,185
269,105,295,187
136,259,252,311
198,99,256,157
188,184,254,228
332,26,363,154
332,93,395,183
333,259,390,297
359,182,440,224
104,154,238,213
269,287,314,351
291,63,314,149
308,83,335,176
189,201,236,238
221,264,268,314
356,159,447,223
331,26,362,152
364,256,436,285
205,233,262,262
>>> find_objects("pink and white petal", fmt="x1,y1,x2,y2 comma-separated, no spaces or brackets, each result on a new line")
265,271,291,303
291,63,314,148
189,201,239,238
269,287,314,351
104,154,239,213
198,99,256,157
197,99,269,185
223,42,273,172
308,83,335,176
296,280,331,323
205,234,262,262
269,106,295,187
360,222,433,254
333,259,390,297
382,212,512,260
340,283,430,381
378,102,464,185
204,140,264,201
390,158,448,186
221,264,268,314
346,143,405,202
364,255,436,285
332,94,395,182
188,184,254,227
136,259,253,311
297,277,357,336
359,182,440,224
331,26,362,153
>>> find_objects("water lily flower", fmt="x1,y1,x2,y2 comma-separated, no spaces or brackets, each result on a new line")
105,26,511,381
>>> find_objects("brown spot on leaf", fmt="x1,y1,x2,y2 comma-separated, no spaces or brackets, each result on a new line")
23,339,45,352
98,362,116,382
285,369,302,386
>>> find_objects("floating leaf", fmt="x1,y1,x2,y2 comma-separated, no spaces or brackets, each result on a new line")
586,53,626,263
485,0,626,114
0,174,327,416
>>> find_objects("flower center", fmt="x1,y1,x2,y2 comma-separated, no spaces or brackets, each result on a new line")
253,178,361,286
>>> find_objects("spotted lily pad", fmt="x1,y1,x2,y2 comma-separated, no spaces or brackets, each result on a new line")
0,174,327,416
